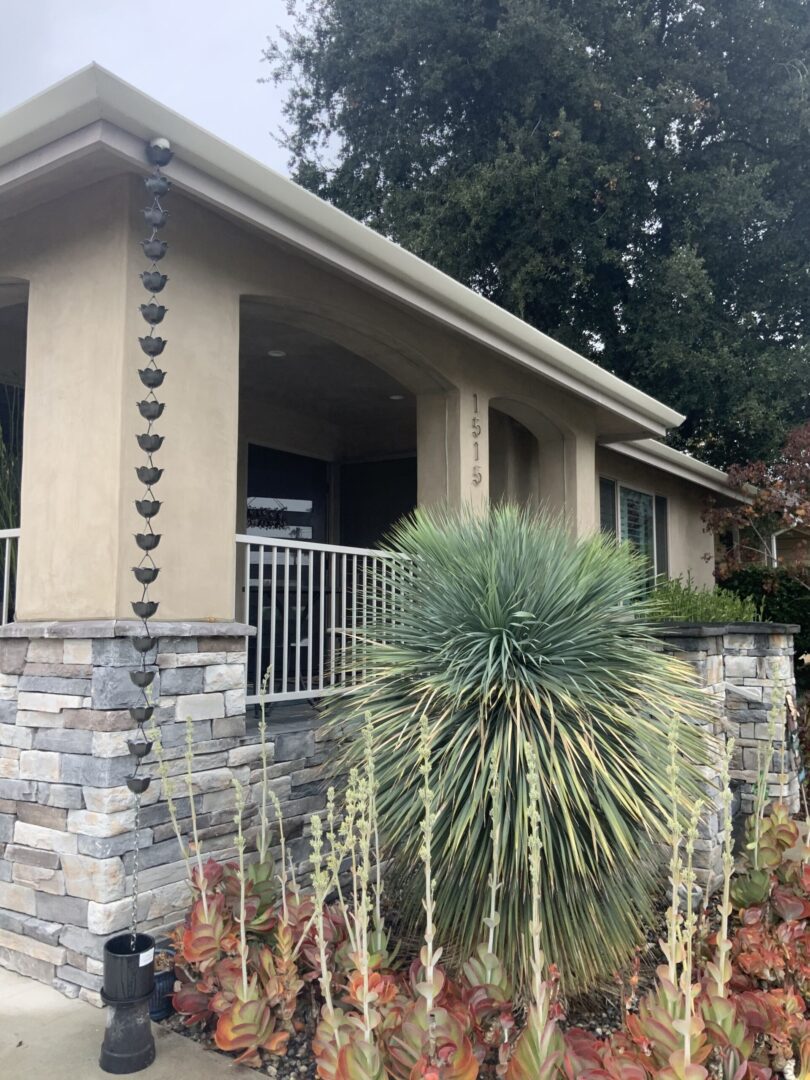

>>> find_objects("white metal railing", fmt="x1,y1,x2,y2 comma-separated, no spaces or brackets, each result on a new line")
0,528,19,625
236,534,406,705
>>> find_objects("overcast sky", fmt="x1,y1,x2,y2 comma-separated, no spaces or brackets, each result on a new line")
0,1,295,173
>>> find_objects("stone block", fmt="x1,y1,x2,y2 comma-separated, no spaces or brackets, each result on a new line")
18,691,88,713
16,709,66,729
19,675,92,696
63,640,93,666
224,688,245,716
724,656,758,679
0,945,55,983
64,754,132,788
91,638,143,668
212,714,245,739
228,742,268,768
78,829,152,858
63,708,135,732
204,664,245,692
160,667,204,696
123,836,181,871
0,814,11,842
37,782,83,809
87,897,141,935
0,723,33,749
175,692,224,722
32,728,93,753
91,730,132,758
0,638,29,675
61,854,126,902
6,845,61,869
0,778,36,800
176,651,227,667
57,964,103,991
59,924,106,959
53,977,81,998
0,881,36,914
67,808,135,837
36,892,89,926
0,757,17,779
83,786,135,813
12,864,65,895
164,765,246,798
91,665,159,710
726,682,762,703
27,640,68,664
14,820,78,854
17,802,67,830
18,750,60,782
160,718,212,746
275,730,315,761
24,662,93,679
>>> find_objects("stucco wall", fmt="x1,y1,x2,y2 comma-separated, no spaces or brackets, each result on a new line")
596,446,715,587
1,172,718,621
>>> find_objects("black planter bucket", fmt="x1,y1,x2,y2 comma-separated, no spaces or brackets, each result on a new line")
99,933,156,1074
149,950,176,1021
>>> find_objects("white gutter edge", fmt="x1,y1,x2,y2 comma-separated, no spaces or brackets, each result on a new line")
607,439,752,502
0,64,684,436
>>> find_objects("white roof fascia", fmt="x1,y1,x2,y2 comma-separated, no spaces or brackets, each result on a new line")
0,65,685,436
608,438,752,501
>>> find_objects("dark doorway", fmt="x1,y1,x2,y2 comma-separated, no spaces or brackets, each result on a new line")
246,444,328,542
340,457,416,549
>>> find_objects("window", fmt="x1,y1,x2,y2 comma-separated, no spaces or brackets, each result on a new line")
599,477,669,579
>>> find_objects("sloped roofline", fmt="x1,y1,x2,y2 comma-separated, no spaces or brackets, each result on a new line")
0,65,686,429
0,65,744,497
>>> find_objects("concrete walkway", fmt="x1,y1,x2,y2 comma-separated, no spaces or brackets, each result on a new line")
0,968,237,1079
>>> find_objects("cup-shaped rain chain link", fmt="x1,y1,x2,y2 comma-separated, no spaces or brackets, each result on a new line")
100,136,172,1076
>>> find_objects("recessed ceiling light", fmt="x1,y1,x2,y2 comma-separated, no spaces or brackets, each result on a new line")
389,394,404,401
267,349,286,358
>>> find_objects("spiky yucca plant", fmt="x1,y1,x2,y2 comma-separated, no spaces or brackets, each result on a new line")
332,506,713,992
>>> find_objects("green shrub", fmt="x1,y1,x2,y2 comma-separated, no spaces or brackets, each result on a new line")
333,506,712,993
652,574,761,623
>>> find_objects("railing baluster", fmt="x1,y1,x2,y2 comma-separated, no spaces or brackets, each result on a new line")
3,536,11,627
256,541,265,699
295,551,303,692
341,553,348,685
318,550,325,691
269,544,278,694
330,550,337,687
282,548,290,696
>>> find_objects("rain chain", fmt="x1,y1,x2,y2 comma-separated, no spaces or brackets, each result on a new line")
125,138,174,945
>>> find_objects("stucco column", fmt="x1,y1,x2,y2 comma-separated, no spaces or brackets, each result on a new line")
417,388,489,511
564,432,597,537
11,176,241,622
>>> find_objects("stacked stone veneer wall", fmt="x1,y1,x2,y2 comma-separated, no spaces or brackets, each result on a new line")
0,621,333,1004
659,622,801,890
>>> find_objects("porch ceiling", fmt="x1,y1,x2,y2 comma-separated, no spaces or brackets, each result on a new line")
239,306,416,461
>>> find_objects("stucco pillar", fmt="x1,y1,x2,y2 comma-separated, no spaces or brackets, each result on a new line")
564,432,597,537
417,388,489,511
12,176,241,622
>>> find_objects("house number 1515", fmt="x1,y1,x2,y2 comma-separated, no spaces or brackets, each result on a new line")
471,394,482,486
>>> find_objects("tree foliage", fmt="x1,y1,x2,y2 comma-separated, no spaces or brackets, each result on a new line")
704,420,810,566
264,0,810,466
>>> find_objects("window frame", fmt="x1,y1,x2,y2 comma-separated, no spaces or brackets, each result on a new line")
598,475,670,581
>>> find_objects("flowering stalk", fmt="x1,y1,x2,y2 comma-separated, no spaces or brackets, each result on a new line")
309,813,336,1022
713,738,735,998
233,776,248,997
486,758,502,983
257,667,272,864
418,714,439,1063
270,789,289,924
363,718,383,927
665,712,683,987
184,716,208,920
146,716,190,880
682,800,702,1067
526,744,545,1011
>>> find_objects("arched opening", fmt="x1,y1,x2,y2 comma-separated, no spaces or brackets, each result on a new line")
488,398,567,514
237,297,448,701
489,406,540,506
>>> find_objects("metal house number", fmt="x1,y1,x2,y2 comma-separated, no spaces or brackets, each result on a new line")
471,394,482,486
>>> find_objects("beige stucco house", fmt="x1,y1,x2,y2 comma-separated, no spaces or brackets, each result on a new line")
0,65,743,704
